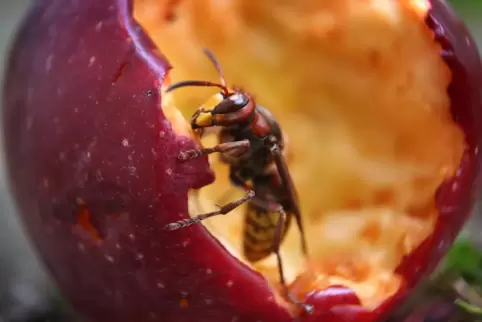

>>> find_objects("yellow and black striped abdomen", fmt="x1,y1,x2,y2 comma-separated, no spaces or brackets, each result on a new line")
242,202,293,263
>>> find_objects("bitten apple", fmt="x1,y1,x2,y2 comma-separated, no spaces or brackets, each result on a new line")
2,0,481,321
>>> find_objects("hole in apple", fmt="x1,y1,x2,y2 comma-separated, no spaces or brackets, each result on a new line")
135,0,465,314
74,198,103,241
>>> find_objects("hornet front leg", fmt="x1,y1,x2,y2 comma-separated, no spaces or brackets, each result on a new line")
178,139,250,161
165,140,253,231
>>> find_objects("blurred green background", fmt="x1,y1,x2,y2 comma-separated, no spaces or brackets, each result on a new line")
0,0,480,321
451,0,482,46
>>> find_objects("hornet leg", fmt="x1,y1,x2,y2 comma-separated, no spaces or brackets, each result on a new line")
178,140,250,161
164,190,255,231
248,196,314,316
272,211,314,315
229,172,284,212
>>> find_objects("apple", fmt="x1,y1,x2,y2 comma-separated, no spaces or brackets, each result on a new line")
2,0,481,321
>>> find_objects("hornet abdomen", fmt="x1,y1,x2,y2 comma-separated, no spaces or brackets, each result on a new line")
242,174,293,263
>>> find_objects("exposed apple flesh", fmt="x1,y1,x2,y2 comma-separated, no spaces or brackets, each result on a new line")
2,0,481,321
136,0,464,311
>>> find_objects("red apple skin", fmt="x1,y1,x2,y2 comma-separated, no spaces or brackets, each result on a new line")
2,0,481,321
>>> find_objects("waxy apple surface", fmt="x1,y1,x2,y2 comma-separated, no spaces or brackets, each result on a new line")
2,0,482,321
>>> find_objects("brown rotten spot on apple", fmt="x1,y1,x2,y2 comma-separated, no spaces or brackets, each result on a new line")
136,0,464,315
